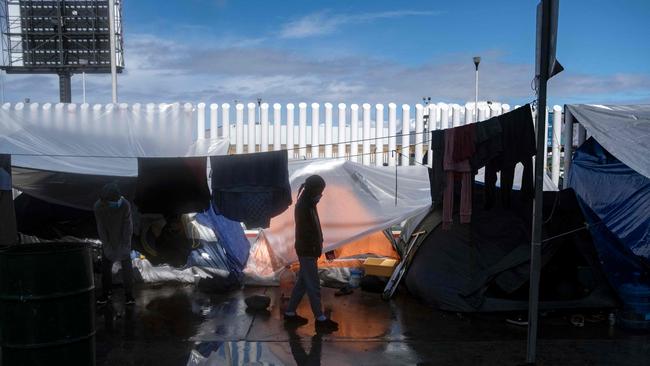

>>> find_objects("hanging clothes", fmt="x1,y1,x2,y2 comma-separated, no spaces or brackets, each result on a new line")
470,117,503,171
135,157,210,215
0,154,17,245
428,130,446,207
442,124,475,229
210,150,291,229
484,104,536,209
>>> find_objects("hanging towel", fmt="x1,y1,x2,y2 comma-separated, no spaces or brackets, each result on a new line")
210,150,291,228
135,157,211,215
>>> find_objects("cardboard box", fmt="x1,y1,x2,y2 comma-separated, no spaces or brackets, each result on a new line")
363,258,398,277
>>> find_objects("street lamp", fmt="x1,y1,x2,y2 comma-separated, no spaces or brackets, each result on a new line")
473,56,481,122
79,58,89,104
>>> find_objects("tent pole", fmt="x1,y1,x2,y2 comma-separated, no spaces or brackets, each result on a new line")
527,0,552,363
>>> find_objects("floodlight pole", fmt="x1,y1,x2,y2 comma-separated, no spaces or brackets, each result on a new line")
108,0,118,103
527,0,552,363
58,71,72,103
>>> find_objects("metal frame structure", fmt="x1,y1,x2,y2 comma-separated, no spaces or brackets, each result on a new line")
0,0,123,101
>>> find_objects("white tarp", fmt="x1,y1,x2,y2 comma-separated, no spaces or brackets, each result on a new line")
566,104,650,179
0,102,229,176
244,160,431,283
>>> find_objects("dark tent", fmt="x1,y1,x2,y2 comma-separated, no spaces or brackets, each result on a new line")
403,182,617,312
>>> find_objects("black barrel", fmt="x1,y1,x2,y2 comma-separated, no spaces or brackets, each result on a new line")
0,243,95,366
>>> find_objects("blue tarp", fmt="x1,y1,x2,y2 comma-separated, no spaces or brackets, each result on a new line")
193,204,250,278
568,138,650,287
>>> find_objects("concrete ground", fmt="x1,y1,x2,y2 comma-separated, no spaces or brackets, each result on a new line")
95,284,650,366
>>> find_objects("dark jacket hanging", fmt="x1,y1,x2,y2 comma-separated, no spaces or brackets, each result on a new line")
210,150,292,228
135,157,211,215
483,104,536,209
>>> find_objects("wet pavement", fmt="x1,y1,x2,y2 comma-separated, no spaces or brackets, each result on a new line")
95,284,650,366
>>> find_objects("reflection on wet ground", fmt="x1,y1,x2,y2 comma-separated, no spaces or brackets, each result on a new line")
95,285,650,366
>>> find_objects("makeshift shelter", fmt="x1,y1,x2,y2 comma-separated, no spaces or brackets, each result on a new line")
563,104,650,306
0,103,228,209
403,182,617,312
244,159,431,284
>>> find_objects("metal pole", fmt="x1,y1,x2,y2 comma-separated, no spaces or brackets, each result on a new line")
82,71,86,104
527,0,552,363
58,71,72,103
108,0,118,103
473,56,481,123
475,68,479,122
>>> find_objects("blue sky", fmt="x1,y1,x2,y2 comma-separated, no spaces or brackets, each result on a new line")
2,0,649,106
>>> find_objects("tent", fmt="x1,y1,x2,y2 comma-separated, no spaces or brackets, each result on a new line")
244,159,431,284
564,104,650,300
403,182,617,312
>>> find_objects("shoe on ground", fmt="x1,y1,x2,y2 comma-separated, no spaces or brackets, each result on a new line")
125,296,136,306
96,294,111,305
506,316,528,326
284,313,309,327
315,318,339,333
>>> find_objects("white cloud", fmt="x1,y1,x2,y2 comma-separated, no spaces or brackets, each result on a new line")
2,33,649,106
279,10,440,39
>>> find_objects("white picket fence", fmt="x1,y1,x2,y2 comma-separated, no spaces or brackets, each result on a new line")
3,101,586,187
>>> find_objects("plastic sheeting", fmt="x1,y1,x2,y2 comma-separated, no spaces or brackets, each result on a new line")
566,104,650,179
0,102,229,176
567,138,650,281
244,160,431,283
194,206,250,278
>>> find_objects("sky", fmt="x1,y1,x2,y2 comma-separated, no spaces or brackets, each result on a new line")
1,0,649,106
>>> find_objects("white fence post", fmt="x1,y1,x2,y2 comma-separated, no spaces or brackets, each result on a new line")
221,103,230,140
440,103,449,130
350,104,359,163
236,103,244,154
197,103,206,139
324,103,333,158
543,106,549,171
299,102,307,158
478,105,487,122
415,104,424,165
247,103,256,153
311,103,320,159
452,104,461,127
502,104,511,114
401,104,410,166
464,103,473,125
362,103,371,165
388,103,397,166
273,103,282,151
490,103,502,118
375,104,384,166
260,103,269,152
338,103,346,159
286,103,295,158
209,103,218,138
552,105,562,186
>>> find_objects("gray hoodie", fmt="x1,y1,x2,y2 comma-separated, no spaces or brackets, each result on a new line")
93,197,133,261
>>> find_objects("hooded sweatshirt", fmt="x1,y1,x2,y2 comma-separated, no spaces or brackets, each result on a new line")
294,176,325,258
94,197,133,261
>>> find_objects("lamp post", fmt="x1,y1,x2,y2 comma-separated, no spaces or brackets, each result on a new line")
473,56,481,122
79,58,89,104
